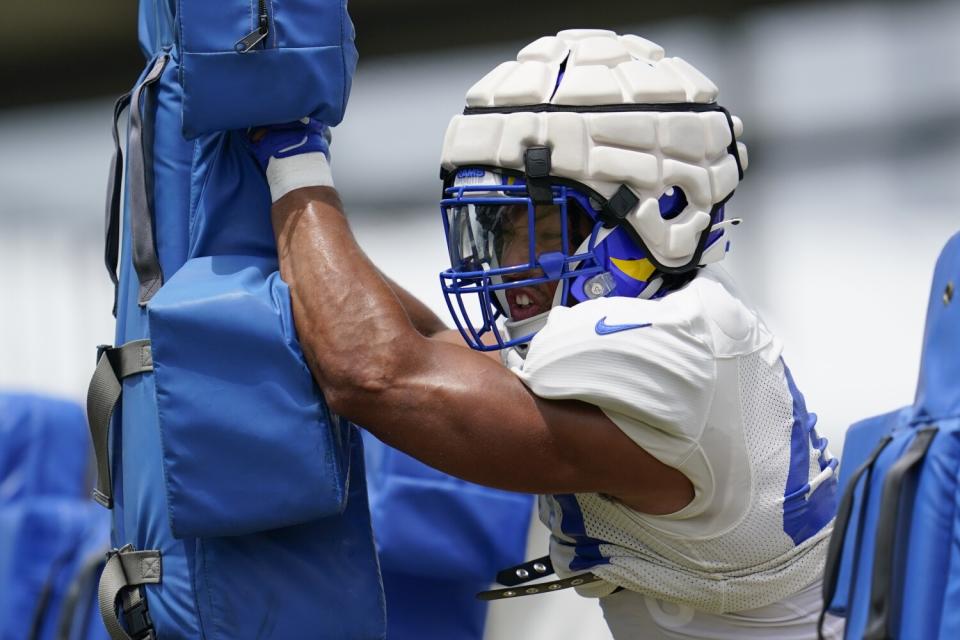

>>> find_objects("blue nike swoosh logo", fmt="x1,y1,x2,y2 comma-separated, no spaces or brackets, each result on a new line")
595,317,652,335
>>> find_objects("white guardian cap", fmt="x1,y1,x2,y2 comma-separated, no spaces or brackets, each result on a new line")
439,31,748,349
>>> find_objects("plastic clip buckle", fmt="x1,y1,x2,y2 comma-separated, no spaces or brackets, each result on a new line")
123,596,155,640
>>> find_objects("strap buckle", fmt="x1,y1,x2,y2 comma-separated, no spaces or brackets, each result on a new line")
99,545,161,640
122,597,155,640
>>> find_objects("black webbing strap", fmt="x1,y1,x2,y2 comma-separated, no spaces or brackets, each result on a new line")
495,555,554,586
86,340,153,508
817,434,893,639
105,91,132,317
478,571,602,601
482,555,604,601
863,426,937,640
98,546,161,640
127,54,169,306
523,146,554,205
56,547,108,640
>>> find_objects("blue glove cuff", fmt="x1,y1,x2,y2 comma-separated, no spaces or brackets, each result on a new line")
251,119,331,171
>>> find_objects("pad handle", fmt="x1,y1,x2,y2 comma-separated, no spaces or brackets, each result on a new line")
817,434,893,639
863,427,938,640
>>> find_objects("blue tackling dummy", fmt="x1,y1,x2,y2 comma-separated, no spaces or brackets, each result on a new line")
822,230,960,640
0,393,110,640
84,1,385,638
363,434,534,640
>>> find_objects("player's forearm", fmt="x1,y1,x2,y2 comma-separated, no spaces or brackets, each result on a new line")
377,271,448,337
269,190,523,483
271,186,425,401
269,188,575,490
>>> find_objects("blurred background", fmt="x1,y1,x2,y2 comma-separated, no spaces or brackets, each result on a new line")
1,0,958,638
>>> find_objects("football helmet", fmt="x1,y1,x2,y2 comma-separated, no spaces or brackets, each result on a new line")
439,30,748,350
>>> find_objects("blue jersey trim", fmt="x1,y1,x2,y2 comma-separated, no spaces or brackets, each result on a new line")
782,361,838,545
553,494,611,572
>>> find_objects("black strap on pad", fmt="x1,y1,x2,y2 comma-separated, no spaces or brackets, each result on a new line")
105,91,132,316
86,340,154,508
817,433,893,640
863,426,938,640
128,54,169,306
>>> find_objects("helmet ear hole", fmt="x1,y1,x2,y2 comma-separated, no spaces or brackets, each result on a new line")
658,186,688,220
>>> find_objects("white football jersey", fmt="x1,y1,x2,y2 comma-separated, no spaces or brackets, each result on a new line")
505,266,838,614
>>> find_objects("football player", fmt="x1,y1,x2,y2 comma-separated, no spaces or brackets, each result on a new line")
252,30,842,639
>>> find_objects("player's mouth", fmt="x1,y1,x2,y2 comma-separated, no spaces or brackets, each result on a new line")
505,286,550,321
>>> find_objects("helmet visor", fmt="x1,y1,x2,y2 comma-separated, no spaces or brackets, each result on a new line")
447,201,582,275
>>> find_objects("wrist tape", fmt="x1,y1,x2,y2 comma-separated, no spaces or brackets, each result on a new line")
265,152,334,203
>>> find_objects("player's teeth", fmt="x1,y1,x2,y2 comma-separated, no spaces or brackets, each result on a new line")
517,293,531,306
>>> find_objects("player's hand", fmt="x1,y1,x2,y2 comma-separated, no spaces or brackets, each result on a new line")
248,118,330,172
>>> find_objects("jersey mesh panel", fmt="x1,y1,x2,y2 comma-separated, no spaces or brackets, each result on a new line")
555,353,830,612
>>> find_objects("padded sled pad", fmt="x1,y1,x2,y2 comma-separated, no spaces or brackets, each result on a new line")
0,393,91,503
365,438,533,581
826,407,911,616
177,0,357,138
148,255,350,538
0,499,109,640
915,231,960,420
895,422,960,638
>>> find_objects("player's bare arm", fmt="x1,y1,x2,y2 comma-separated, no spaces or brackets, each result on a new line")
376,270,451,338
271,185,693,515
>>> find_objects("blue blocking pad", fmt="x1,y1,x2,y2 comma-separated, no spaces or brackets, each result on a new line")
365,435,533,582
841,423,960,640
898,427,960,639
841,428,918,637
380,575,488,640
148,256,350,539
0,394,110,640
364,436,534,640
0,394,91,502
914,232,960,422
192,437,385,640
837,408,914,490
0,499,110,640
895,231,960,639
177,0,357,138
826,408,911,616
101,2,384,635
827,231,960,640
